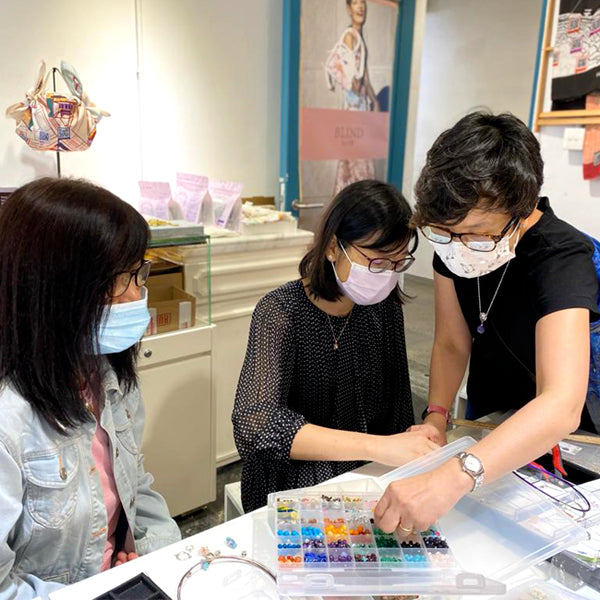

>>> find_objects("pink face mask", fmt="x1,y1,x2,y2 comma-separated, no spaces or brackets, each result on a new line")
332,245,401,305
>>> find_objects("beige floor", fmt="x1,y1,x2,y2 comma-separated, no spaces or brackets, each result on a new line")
403,274,435,418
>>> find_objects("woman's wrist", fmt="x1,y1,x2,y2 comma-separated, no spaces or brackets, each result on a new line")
362,433,379,463
424,411,448,431
437,457,475,498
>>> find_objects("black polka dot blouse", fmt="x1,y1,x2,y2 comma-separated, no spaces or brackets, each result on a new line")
232,279,414,512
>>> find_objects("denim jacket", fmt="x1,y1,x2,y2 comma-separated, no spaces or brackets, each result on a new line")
0,361,181,600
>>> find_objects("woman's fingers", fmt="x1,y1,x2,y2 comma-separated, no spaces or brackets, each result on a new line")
396,518,415,539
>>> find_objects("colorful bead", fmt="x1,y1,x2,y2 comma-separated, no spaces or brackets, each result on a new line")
404,552,427,563
354,552,377,562
428,550,454,566
375,535,399,548
423,536,448,549
329,551,353,562
349,524,367,535
324,523,347,535
327,538,350,548
381,555,403,563
303,538,325,549
278,555,302,563
303,552,327,563
225,537,237,549
301,526,323,538
277,529,300,537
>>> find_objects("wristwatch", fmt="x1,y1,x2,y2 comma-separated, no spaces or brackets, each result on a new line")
421,404,450,424
456,452,485,492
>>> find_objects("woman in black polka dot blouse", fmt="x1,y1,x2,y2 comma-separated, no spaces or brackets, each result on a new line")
232,180,439,512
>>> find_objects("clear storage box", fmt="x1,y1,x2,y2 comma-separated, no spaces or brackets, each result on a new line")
267,437,589,597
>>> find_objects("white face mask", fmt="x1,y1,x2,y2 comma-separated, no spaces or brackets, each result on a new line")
332,245,401,305
430,223,521,279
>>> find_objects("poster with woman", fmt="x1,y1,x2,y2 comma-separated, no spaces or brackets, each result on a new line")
299,0,398,231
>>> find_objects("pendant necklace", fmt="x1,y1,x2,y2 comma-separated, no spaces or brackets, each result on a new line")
476,262,510,334
327,307,354,350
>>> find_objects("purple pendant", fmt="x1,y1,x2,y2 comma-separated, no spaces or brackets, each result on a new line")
477,324,486,334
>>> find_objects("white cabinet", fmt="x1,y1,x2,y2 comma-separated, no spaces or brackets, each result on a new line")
138,324,215,516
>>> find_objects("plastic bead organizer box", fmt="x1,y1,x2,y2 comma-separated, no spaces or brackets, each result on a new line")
266,437,592,597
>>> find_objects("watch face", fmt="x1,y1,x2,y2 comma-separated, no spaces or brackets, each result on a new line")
464,455,481,472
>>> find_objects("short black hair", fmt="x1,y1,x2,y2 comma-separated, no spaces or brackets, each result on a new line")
413,111,544,227
299,179,417,303
0,177,149,433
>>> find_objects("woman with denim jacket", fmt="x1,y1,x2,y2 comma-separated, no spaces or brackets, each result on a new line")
0,178,181,599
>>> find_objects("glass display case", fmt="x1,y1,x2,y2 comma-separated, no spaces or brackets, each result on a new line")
146,234,212,328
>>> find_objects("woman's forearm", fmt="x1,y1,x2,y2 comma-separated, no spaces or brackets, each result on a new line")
463,391,583,484
427,339,470,412
290,423,376,461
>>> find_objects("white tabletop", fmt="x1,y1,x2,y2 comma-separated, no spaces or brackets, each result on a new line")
49,466,600,600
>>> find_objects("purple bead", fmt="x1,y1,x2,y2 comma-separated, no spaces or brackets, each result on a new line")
477,324,485,334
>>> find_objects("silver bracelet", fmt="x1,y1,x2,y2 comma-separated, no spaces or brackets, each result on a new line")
176,553,276,600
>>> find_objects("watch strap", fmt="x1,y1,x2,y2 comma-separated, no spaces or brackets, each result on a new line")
456,451,484,492
421,404,450,423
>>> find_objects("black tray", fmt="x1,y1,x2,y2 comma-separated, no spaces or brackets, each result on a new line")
91,572,172,600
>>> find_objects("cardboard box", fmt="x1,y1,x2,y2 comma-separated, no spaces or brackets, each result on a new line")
146,286,196,335
146,271,184,292
242,196,276,208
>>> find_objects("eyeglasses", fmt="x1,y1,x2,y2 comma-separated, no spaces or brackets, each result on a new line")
513,462,591,517
420,217,518,252
110,259,152,298
342,242,415,273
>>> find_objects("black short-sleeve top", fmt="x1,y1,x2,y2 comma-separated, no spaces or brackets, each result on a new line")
433,198,599,431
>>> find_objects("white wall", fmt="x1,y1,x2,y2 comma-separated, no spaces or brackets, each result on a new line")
406,0,543,278
536,2,600,239
0,0,282,203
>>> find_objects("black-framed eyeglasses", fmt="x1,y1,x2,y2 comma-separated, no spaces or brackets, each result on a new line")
513,462,591,517
110,259,152,298
420,216,519,252
341,242,415,273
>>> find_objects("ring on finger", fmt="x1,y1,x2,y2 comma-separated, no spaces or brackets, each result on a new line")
398,524,413,533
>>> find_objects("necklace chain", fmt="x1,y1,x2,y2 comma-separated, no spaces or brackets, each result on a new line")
476,263,510,334
327,307,354,350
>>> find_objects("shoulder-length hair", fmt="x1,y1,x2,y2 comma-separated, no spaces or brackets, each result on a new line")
299,179,417,303
0,177,149,433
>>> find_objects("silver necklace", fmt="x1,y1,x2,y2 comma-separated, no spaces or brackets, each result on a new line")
476,262,510,334
326,307,354,350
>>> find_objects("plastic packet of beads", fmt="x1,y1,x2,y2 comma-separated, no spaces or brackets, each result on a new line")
267,437,588,597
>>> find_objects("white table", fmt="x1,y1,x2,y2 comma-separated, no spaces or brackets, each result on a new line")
49,465,600,600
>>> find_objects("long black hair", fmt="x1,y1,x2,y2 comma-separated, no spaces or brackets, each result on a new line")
299,179,417,303
0,177,149,433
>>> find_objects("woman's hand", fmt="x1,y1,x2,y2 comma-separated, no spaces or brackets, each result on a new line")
374,459,473,536
408,414,448,446
113,551,139,567
368,430,439,467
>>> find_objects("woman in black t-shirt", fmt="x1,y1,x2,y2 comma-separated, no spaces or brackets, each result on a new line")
374,112,599,538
